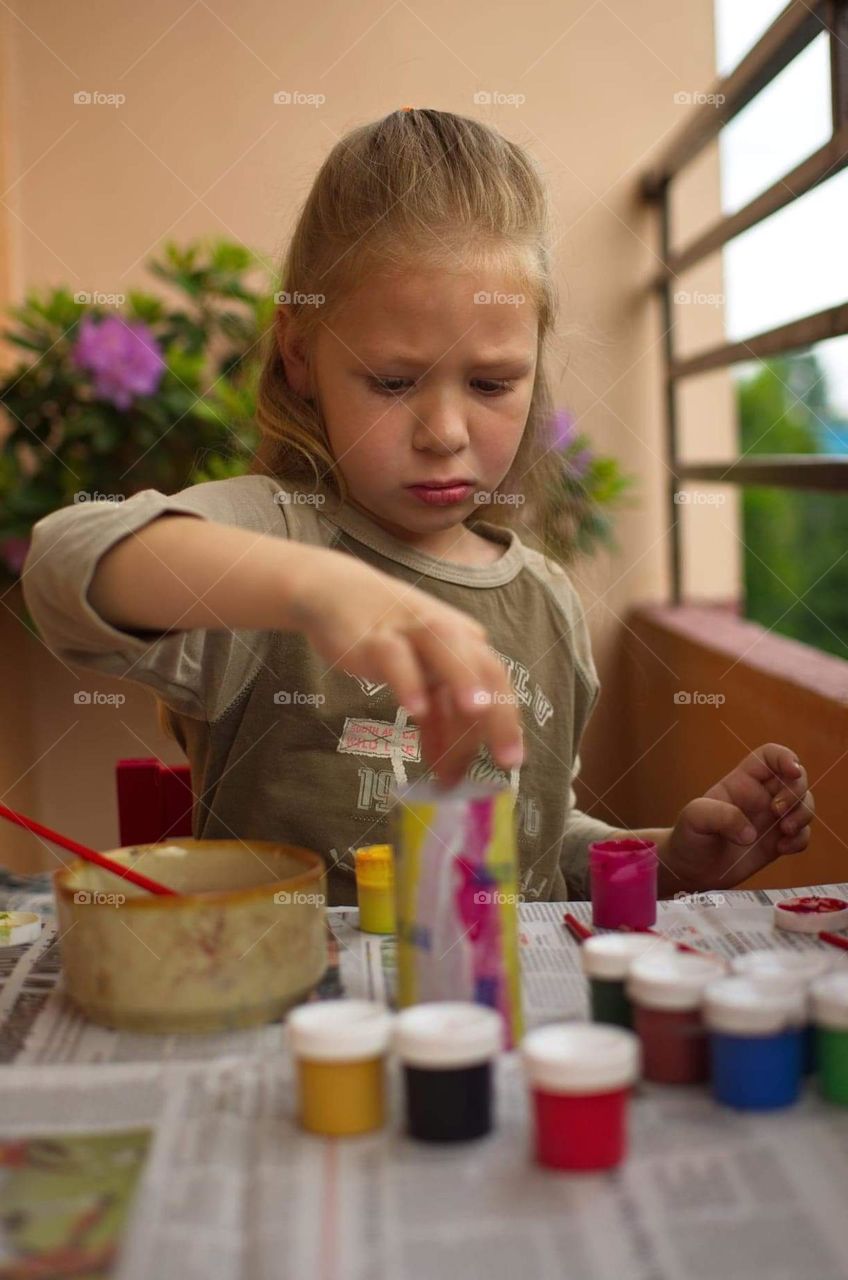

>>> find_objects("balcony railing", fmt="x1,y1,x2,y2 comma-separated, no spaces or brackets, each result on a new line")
640,0,848,603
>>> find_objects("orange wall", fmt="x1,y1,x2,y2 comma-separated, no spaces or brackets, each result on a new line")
1,1,730,872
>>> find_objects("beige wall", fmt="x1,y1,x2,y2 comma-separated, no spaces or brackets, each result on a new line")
0,0,732,872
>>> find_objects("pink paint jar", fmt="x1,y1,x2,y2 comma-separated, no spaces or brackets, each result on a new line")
520,1024,641,1171
589,838,658,929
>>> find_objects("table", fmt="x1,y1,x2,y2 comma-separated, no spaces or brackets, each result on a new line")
1,871,848,1279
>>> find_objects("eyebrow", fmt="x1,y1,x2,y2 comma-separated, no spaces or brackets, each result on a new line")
357,352,535,371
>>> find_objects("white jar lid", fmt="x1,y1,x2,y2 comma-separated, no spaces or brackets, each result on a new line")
811,973,848,1031
521,1023,641,1093
704,976,806,1035
288,999,393,1061
0,911,42,947
732,949,832,985
581,932,674,979
393,1002,504,1068
774,896,848,934
627,951,728,1011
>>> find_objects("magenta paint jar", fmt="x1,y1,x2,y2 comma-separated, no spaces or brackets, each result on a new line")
590,838,658,929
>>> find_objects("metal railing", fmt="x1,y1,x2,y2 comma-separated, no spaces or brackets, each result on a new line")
641,0,848,602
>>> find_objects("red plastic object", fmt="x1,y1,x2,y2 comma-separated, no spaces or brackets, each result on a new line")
531,1086,630,1170
634,1005,709,1084
589,838,658,929
116,758,193,847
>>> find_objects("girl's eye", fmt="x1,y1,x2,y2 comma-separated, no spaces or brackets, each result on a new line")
474,379,515,396
367,377,515,397
369,377,411,396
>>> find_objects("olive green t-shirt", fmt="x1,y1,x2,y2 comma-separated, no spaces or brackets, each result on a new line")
21,475,619,905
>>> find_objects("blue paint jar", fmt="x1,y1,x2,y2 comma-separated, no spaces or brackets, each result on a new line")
731,949,832,1074
705,976,805,1110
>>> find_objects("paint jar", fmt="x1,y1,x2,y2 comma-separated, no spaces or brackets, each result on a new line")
704,976,805,1110
394,1002,504,1142
521,1023,641,1171
354,844,396,934
774,895,848,934
287,999,394,1136
581,933,675,1029
589,839,658,929
627,951,727,1084
732,949,832,1074
811,973,848,1105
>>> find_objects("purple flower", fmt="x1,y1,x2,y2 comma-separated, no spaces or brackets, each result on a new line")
548,407,577,451
568,447,594,479
73,314,164,410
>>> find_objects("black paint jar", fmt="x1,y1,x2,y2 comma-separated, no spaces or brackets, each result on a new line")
394,1002,504,1143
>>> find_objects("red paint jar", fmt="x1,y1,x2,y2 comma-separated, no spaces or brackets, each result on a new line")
521,1024,641,1171
627,952,727,1084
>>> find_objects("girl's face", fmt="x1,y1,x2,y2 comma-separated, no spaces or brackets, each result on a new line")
305,265,538,556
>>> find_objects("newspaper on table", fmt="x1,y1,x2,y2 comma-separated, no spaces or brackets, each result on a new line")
3,881,848,1064
2,880,848,1278
3,1034,848,1279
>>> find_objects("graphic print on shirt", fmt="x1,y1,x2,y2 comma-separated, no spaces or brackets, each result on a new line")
338,648,551,868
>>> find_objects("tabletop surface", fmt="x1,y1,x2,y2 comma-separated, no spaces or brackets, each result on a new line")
1,869,848,1280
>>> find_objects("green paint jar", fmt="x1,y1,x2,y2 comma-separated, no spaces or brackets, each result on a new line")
581,933,674,1029
811,973,848,1105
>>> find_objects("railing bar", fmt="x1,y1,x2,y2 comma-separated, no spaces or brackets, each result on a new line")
659,187,682,604
669,302,848,380
650,121,848,283
829,0,848,127
680,456,848,491
642,0,826,195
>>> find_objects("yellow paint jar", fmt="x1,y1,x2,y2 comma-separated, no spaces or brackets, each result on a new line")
287,999,394,1136
354,844,396,934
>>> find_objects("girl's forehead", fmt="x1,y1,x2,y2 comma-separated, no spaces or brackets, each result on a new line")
328,267,538,357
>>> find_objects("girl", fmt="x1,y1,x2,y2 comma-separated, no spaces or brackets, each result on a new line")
21,109,814,906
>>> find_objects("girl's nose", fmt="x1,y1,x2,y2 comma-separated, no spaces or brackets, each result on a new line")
411,402,470,453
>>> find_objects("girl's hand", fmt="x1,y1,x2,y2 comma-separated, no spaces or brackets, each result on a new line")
295,553,524,787
665,742,815,893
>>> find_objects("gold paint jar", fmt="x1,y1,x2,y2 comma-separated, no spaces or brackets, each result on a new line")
287,999,394,1136
354,844,396,934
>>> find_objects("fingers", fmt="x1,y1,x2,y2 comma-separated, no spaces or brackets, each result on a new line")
738,743,811,828
775,821,812,856
369,632,431,718
418,683,483,788
750,743,805,794
774,788,815,852
685,797,757,846
410,621,524,774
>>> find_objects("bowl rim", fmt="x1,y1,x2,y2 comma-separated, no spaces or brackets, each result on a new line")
52,838,326,909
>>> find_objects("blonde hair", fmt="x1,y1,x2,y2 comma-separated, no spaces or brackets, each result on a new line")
251,106,579,564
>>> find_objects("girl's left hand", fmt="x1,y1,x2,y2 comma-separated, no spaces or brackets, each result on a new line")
666,742,815,892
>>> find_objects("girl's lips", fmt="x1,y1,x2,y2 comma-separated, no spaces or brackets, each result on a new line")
406,483,475,507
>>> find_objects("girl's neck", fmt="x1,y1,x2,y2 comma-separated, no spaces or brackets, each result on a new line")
341,497,506,566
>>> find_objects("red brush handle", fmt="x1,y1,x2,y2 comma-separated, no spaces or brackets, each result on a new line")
563,912,593,942
819,930,848,952
0,803,178,896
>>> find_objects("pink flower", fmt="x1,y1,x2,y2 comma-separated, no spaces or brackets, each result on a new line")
73,314,164,410
548,407,577,451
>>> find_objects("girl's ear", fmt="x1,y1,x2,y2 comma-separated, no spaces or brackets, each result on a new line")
275,305,313,399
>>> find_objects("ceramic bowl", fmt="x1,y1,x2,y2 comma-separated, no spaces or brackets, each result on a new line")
52,838,327,1032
